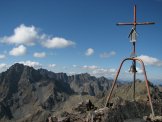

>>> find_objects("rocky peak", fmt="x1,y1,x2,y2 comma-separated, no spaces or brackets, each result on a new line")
69,73,96,83
68,73,112,97
38,69,68,82
0,63,74,121
9,63,24,72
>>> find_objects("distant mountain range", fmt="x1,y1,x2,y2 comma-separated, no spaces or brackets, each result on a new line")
0,63,161,122
0,63,113,122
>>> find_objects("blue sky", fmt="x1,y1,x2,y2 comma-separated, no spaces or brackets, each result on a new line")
0,0,162,82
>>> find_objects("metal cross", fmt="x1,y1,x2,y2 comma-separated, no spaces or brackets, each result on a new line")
117,4,155,58
105,4,155,116
117,4,155,100
117,5,155,27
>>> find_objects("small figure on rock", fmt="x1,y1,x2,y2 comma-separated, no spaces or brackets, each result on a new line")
86,99,94,111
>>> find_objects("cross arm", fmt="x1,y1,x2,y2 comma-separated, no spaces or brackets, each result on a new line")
116,23,134,26
136,22,155,25
117,22,155,26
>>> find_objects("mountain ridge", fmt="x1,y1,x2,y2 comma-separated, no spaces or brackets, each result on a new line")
0,63,113,122
1,63,161,122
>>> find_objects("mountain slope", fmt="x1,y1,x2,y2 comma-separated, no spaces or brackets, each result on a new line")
68,74,113,97
0,63,73,121
0,63,113,122
1,63,160,122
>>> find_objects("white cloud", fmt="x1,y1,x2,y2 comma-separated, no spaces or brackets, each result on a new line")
138,55,162,67
41,37,75,48
79,64,116,77
92,68,116,77
136,67,143,74
18,60,42,69
1,24,39,46
72,65,77,68
85,48,94,56
0,63,9,72
109,68,116,73
100,51,116,58
9,45,27,56
0,24,76,50
33,52,46,58
67,72,77,75
48,64,56,68
81,65,98,70
0,54,6,59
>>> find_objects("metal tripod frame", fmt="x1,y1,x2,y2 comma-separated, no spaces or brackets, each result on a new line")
105,57,155,116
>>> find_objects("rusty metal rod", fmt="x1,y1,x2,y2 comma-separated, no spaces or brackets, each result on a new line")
133,62,136,101
117,4,155,26
105,57,155,116
134,5,137,26
133,41,136,101
134,58,155,116
105,58,128,107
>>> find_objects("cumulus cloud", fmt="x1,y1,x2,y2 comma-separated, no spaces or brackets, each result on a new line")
48,64,56,68
0,54,6,59
92,68,116,77
0,24,76,50
67,72,77,75
79,64,116,77
100,51,116,58
1,24,39,46
136,67,143,74
41,37,75,48
138,55,162,67
18,60,42,69
9,45,27,56
85,48,94,56
81,65,98,70
0,63,9,72
33,52,46,58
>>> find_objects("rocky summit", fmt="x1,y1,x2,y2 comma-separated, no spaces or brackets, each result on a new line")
0,63,162,122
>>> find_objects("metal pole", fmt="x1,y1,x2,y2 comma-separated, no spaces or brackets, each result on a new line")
133,62,136,101
134,5,137,26
105,58,128,107
134,58,155,116
114,3,155,117
133,41,136,101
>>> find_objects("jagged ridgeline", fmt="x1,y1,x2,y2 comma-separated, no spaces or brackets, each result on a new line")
0,63,162,122
0,63,114,122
